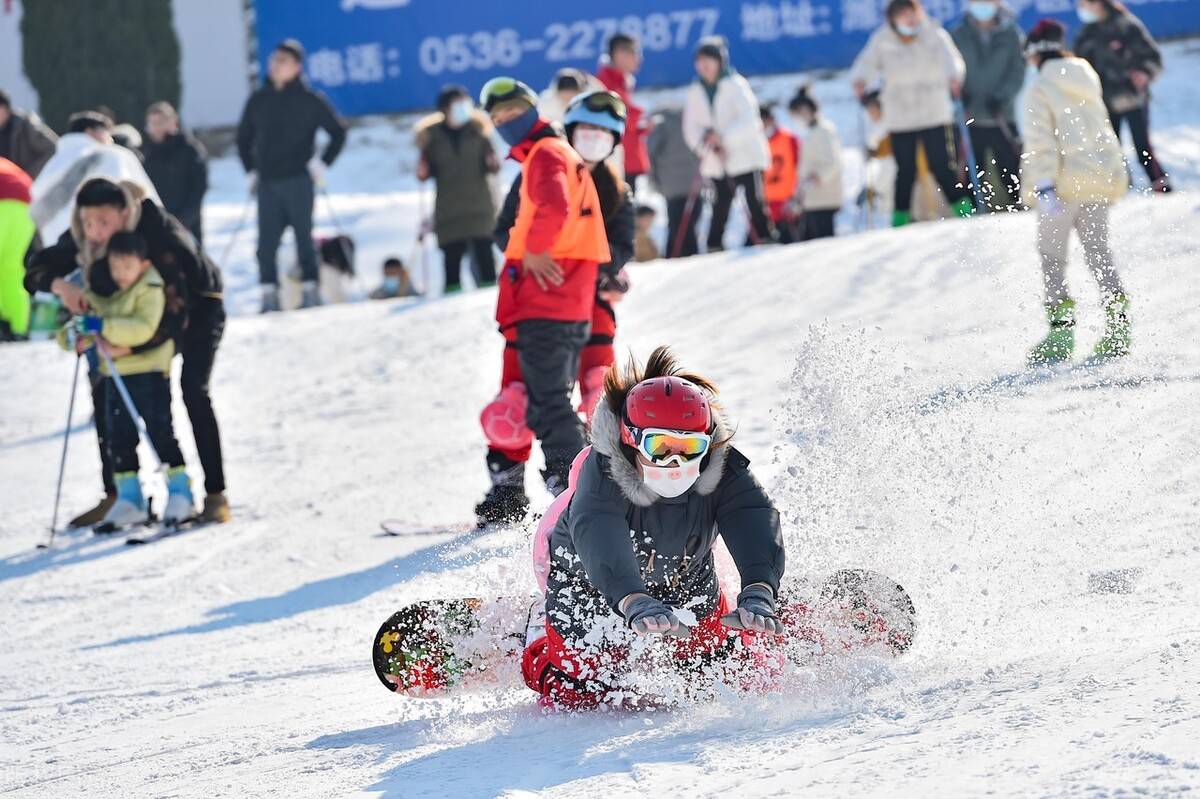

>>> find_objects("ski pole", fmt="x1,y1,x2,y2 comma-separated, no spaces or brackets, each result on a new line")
955,99,984,213
218,192,255,266
671,171,704,259
38,353,83,549
319,185,349,238
95,344,164,471
416,182,432,295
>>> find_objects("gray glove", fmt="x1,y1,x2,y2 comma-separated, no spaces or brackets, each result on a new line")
622,593,687,638
722,584,785,635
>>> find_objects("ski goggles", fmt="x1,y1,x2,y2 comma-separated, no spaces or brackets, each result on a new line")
479,77,534,113
577,90,627,121
625,426,712,466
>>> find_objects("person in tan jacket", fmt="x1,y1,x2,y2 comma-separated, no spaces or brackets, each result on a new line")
1021,19,1130,366
58,231,194,529
788,87,844,240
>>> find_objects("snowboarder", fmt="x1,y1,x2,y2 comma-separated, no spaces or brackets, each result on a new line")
682,36,774,249
1074,0,1171,193
56,231,194,527
25,177,231,526
474,78,610,524
479,88,627,527
851,0,975,227
236,38,347,312
788,87,845,241
0,157,34,341
1021,19,1131,365
414,85,500,293
520,346,786,709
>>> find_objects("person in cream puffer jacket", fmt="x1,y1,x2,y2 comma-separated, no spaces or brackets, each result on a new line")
1020,18,1130,367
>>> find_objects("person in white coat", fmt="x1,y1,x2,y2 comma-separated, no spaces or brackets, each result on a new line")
1020,19,1130,365
851,0,975,227
682,36,773,250
788,87,844,240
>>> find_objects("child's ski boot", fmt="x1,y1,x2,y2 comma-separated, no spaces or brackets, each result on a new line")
162,467,195,526
1027,298,1076,366
1093,293,1131,360
96,472,149,533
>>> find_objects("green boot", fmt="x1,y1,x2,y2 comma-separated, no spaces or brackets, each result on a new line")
952,196,977,218
1093,294,1131,359
1027,298,1076,367
891,209,912,228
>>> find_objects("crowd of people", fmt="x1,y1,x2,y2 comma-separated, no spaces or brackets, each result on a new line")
0,1,1174,590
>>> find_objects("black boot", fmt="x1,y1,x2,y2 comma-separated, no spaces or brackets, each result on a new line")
540,451,574,498
475,451,529,528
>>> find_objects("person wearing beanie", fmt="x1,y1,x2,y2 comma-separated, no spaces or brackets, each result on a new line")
850,0,975,227
1075,0,1171,192
1021,18,1132,366
787,87,844,240
682,36,774,250
475,77,610,525
414,84,499,293
237,38,348,313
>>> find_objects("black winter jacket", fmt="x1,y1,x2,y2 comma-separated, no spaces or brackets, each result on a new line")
546,401,785,645
1075,11,1163,113
142,132,208,242
236,78,347,180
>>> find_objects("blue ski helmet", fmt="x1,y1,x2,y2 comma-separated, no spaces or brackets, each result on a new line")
563,90,627,144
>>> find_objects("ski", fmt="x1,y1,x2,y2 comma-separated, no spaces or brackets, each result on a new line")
125,517,208,546
379,519,478,537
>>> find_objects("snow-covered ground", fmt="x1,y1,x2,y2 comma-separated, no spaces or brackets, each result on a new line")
2,43,1200,798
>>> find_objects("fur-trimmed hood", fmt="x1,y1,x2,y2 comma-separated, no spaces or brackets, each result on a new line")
413,108,493,149
70,179,149,274
589,398,732,507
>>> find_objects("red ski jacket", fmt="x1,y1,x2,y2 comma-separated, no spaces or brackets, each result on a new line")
596,64,649,177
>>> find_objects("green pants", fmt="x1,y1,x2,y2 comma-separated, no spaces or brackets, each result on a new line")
0,199,34,336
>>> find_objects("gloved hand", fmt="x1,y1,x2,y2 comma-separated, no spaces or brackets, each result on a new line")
1036,184,1066,219
307,157,327,187
76,314,103,335
621,593,686,637
246,170,258,193
721,584,785,635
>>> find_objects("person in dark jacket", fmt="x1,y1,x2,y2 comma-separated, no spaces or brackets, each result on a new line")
1074,0,1171,192
647,108,702,258
142,102,208,247
480,89,633,527
0,91,57,179
25,177,231,526
415,85,499,293
237,39,348,311
950,0,1026,209
520,347,786,709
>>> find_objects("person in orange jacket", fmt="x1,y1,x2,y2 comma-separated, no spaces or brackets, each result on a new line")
759,105,802,244
475,78,611,527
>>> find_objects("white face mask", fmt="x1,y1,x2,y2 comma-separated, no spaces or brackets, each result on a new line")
447,99,472,128
641,458,703,498
895,23,918,37
572,128,615,163
1076,6,1100,23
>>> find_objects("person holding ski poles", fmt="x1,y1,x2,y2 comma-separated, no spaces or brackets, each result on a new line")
950,0,1027,211
1074,0,1172,193
682,36,774,251
55,231,194,527
519,346,786,709
473,78,610,527
491,89,636,435
26,177,231,526
851,0,975,227
1021,19,1131,366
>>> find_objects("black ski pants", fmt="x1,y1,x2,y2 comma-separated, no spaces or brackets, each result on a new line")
708,171,773,250
257,174,317,285
515,319,589,487
442,237,497,290
802,209,836,241
892,125,970,213
1108,105,1169,185
967,125,1022,208
107,373,186,475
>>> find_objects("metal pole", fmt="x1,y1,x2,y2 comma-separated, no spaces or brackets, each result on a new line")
38,354,83,549
955,100,985,213
96,345,164,470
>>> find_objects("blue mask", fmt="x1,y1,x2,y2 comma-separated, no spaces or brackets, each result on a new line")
496,107,539,147
1076,6,1100,23
968,2,998,22
895,23,918,37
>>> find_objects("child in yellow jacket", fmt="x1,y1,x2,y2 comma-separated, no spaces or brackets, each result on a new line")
1021,19,1130,365
59,231,193,528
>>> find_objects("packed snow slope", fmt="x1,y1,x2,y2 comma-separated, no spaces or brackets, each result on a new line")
2,182,1199,797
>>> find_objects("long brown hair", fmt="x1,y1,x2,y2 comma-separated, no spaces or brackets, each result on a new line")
591,160,627,225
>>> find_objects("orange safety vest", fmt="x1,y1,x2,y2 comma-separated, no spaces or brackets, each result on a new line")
503,137,610,265
764,129,799,205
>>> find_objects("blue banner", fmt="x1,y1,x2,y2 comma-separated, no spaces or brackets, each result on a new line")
252,0,1200,116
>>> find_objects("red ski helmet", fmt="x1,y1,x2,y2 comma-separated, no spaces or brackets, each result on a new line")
620,376,712,447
